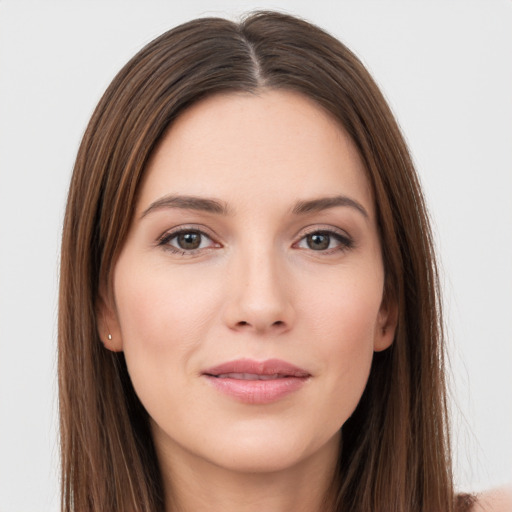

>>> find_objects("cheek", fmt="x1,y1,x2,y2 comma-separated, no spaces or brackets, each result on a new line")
301,272,383,423
305,263,383,349
112,256,222,406
115,257,218,350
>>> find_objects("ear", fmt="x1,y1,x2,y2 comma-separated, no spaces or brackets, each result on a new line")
96,285,123,352
374,293,398,352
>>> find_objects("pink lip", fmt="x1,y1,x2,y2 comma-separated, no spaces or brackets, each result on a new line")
202,358,311,404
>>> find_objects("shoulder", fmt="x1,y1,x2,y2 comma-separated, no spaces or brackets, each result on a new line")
472,486,512,512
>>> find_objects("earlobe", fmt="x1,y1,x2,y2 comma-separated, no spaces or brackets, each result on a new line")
374,297,398,352
96,289,123,352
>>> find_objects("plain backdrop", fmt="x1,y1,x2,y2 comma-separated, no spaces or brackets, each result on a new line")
0,1,511,510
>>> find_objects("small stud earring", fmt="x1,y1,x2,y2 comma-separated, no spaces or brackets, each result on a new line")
108,334,112,341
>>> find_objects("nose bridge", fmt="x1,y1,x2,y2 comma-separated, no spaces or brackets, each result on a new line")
224,236,294,333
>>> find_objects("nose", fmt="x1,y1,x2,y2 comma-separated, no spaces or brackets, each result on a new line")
222,247,295,335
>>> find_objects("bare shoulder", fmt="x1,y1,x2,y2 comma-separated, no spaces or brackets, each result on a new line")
472,486,512,512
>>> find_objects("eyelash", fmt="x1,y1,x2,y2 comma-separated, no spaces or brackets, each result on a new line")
157,226,219,255
157,226,354,256
294,227,354,254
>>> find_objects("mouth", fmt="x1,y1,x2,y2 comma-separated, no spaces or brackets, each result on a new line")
202,358,311,404
212,373,294,380
203,358,310,378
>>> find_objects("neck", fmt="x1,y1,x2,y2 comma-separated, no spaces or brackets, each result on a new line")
155,432,340,512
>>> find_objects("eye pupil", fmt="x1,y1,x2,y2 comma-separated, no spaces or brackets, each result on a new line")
307,233,330,250
177,232,201,250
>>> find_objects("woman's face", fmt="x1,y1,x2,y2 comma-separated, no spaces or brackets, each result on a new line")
102,90,396,475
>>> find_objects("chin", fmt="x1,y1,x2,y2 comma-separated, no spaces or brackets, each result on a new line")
197,424,341,475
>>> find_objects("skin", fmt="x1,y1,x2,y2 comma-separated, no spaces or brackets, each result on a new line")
99,90,398,512
474,487,512,512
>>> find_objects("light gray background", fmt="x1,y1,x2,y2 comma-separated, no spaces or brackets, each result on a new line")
0,1,511,510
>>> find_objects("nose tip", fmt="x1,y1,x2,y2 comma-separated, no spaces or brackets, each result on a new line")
223,257,295,335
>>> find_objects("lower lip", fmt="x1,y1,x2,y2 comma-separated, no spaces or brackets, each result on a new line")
203,375,309,404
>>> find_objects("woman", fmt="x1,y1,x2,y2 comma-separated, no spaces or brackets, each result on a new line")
58,11,509,512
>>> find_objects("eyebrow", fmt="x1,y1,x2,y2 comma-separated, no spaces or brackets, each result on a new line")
292,195,369,218
140,193,368,219
140,194,231,219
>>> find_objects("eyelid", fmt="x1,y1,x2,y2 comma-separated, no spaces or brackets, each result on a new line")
157,224,221,253
294,224,351,241
293,224,354,252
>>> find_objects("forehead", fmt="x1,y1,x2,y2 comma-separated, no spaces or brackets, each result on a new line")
139,90,373,215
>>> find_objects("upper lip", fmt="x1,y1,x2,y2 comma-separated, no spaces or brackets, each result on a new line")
202,358,311,378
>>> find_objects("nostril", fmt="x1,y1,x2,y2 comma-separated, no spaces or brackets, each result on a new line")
235,320,285,329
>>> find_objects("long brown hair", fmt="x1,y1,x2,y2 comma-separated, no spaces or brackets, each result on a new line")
59,11,472,511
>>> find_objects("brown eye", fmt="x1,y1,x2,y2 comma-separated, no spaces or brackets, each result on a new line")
159,229,218,254
306,233,330,250
176,232,202,250
295,229,353,253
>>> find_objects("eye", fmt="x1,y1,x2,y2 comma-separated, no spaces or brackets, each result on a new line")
295,230,353,253
158,228,219,254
